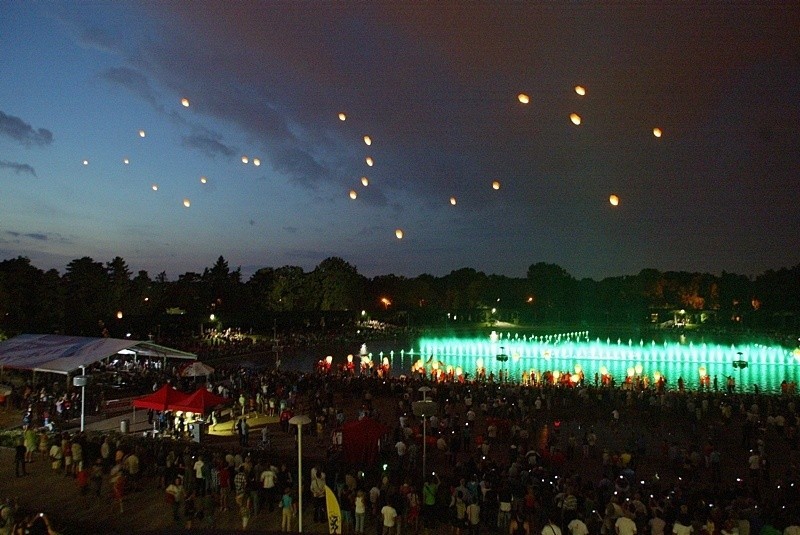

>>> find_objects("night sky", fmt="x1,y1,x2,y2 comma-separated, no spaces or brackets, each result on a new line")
2,2,799,280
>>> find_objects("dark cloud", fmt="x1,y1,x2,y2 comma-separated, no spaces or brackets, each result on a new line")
271,147,330,188
182,133,236,158
0,160,37,177
0,111,53,147
6,231,48,241
78,26,118,53
100,67,159,107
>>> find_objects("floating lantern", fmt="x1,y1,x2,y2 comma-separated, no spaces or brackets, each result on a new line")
116,311,123,319
241,156,249,164
570,113,581,125
181,98,190,107
395,229,403,239
653,371,662,381
517,93,530,104
449,196,457,205
635,364,643,375
574,85,586,96
653,127,662,138
200,176,207,184
183,198,191,207
553,370,561,381
151,184,158,191
253,158,261,166
384,357,391,367
361,176,369,186
627,367,635,377
365,156,374,166
574,364,582,374
476,358,484,369
338,112,346,121
492,180,501,190
363,135,372,146
609,194,619,206
456,367,463,376
82,160,89,166
123,158,129,165
138,130,146,138
349,190,358,200
347,354,353,363
325,355,333,365
698,366,707,378
599,366,608,376
571,374,580,383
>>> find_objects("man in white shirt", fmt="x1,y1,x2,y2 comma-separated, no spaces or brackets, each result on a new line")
568,514,589,535
616,511,637,535
381,502,398,535
260,464,277,511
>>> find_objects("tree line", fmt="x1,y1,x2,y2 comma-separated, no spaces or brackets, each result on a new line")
0,255,798,338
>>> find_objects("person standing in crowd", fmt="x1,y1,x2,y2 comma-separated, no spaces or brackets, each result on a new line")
280,487,296,532
14,438,26,477
311,466,327,523
165,476,186,526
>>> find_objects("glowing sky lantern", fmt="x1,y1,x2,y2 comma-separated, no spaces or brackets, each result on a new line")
253,158,261,166
698,366,707,378
395,229,404,239
241,156,249,164
492,180,501,190
450,196,457,206
183,198,191,208
570,113,581,125
200,176,207,184
574,85,586,96
138,130,146,138
349,190,358,200
653,127,663,138
627,367,635,377
151,184,158,191
365,156,374,167
609,194,620,206
476,358,484,369
361,176,369,187
363,135,372,146
123,158,129,165
338,112,346,121
116,311,123,319
181,98,190,107
634,363,643,375
517,93,530,104
571,373,580,383
599,365,608,376
82,160,89,166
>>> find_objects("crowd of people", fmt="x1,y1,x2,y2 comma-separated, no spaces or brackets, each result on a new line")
2,327,800,534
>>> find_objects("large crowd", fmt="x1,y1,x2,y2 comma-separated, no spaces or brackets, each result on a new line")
2,329,800,535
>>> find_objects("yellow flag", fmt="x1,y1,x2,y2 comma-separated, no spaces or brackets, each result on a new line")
325,485,342,534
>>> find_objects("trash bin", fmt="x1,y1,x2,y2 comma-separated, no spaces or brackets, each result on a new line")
120,419,129,433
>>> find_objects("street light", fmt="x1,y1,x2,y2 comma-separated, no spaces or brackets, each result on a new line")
289,415,311,533
732,352,748,392
413,386,437,481
73,366,89,432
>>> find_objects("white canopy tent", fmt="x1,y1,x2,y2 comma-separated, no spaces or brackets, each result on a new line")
0,334,196,376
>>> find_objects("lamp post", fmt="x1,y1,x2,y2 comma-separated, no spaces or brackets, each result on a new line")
73,366,89,432
289,415,311,533
733,352,748,392
413,386,437,482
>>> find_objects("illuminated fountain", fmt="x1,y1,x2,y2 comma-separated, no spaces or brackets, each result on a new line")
396,332,799,393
